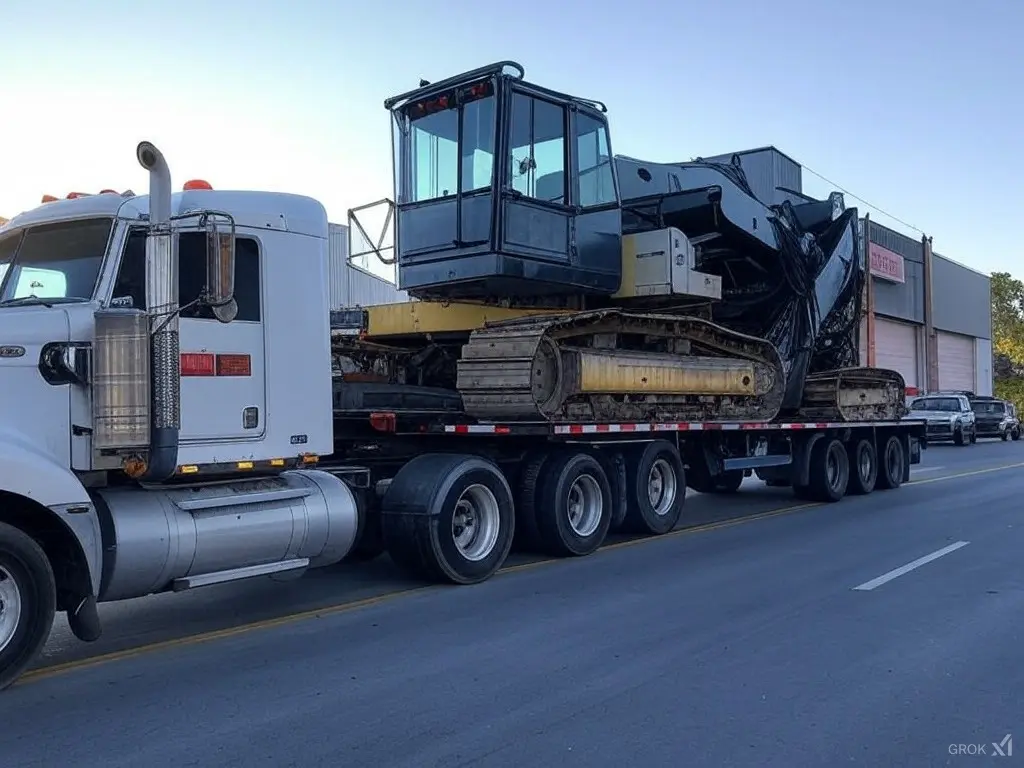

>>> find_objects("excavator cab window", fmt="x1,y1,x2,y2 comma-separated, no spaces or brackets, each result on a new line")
508,92,566,204
398,80,497,204
387,67,622,300
574,112,617,208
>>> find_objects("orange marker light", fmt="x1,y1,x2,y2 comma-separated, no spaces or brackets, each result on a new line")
183,179,213,191
41,195,59,203
66,192,89,199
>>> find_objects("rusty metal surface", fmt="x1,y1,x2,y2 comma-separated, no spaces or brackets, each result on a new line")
797,367,908,422
455,308,787,423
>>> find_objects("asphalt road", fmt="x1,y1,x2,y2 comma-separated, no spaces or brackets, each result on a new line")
2,439,1023,767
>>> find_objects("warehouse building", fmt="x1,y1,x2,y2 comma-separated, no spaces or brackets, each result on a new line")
704,147,993,396
328,222,408,309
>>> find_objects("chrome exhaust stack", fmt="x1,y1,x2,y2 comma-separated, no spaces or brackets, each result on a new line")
136,141,180,481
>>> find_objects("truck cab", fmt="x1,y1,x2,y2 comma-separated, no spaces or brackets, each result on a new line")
0,145,359,690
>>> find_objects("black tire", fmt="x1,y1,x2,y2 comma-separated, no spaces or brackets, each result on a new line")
512,452,549,552
1012,427,1021,441
582,448,629,533
381,454,514,585
685,456,717,494
342,488,385,563
622,440,686,536
953,426,965,446
1001,428,1009,442
0,522,57,692
876,435,906,491
713,470,744,494
536,452,613,557
847,438,877,496
792,483,815,501
969,429,977,444
806,437,849,503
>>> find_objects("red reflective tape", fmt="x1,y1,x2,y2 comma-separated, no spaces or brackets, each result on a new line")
180,352,215,376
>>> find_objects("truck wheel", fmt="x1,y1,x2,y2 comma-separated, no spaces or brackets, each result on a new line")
875,435,905,491
0,522,57,692
806,437,849,503
536,452,612,557
622,440,686,535
969,428,977,444
343,488,385,563
847,439,877,495
953,426,966,446
713,470,744,494
1013,427,1021,441
513,452,549,552
381,454,515,585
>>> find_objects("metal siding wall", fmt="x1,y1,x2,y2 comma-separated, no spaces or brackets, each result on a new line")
931,254,991,340
865,220,924,323
975,337,993,396
328,224,408,308
937,331,976,391
700,147,802,206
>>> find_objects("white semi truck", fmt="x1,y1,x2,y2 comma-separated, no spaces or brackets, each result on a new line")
0,123,926,691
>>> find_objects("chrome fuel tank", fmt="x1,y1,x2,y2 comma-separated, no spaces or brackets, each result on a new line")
92,469,359,602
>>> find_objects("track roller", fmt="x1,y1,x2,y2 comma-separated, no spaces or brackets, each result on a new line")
622,440,686,535
381,454,515,584
535,452,613,557
0,521,57,692
846,438,877,495
801,437,849,503
875,435,905,491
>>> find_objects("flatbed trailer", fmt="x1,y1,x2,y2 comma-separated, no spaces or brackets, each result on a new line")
323,402,928,582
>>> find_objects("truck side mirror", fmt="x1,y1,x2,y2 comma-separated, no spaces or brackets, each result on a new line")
205,228,237,323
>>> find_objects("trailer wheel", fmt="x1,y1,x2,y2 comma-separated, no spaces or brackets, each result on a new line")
847,438,877,495
713,470,744,494
876,435,905,491
622,440,686,535
536,452,612,557
0,522,56,692
806,437,849,503
381,454,514,584
513,452,549,552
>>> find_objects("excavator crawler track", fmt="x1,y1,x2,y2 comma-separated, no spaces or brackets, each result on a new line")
456,309,787,423
797,367,908,422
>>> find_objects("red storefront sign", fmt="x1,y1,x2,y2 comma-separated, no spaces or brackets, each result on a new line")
869,242,906,283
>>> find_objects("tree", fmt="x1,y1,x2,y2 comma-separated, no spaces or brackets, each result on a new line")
991,271,1024,408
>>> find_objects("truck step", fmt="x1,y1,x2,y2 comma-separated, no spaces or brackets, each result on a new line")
171,558,310,591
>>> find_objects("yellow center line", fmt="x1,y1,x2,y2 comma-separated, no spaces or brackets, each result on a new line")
19,459,1024,686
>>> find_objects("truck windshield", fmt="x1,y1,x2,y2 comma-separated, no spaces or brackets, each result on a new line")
0,217,114,304
395,80,496,203
910,397,961,412
972,401,1005,415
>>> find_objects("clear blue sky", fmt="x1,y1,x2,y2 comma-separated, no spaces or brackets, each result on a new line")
2,0,1020,278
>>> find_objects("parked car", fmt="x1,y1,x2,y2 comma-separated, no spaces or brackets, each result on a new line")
906,393,977,446
969,396,1021,441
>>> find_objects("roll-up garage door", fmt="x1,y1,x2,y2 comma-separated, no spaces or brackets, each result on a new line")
937,331,976,392
874,316,919,389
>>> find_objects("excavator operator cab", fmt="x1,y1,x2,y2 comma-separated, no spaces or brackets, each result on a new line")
382,60,624,303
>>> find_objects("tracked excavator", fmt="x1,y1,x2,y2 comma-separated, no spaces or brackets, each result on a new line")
339,60,906,425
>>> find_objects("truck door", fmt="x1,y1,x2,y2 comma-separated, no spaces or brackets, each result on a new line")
178,232,267,443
